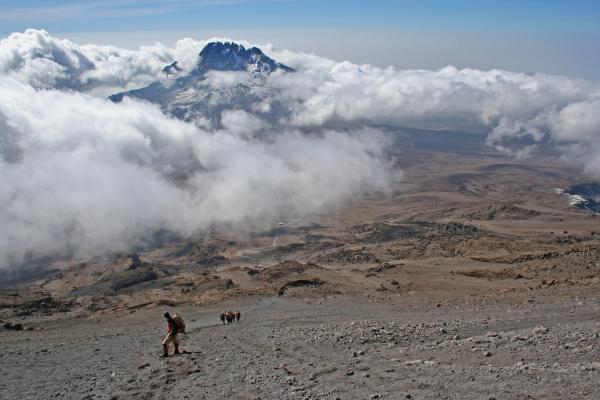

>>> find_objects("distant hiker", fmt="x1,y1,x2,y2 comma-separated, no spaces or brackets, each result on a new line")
220,312,226,325
227,311,234,324
235,310,241,322
162,311,185,357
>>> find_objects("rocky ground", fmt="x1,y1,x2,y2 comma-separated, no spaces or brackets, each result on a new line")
2,149,600,399
2,295,600,400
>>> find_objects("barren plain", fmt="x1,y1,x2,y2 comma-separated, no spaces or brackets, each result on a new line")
2,136,600,400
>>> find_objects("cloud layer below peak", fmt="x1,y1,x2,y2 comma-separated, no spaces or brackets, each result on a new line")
0,29,204,93
0,77,393,268
1,29,599,268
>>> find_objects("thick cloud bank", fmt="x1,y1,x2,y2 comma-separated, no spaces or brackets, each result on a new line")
0,29,202,93
0,78,391,267
1,29,599,268
486,98,600,178
267,59,599,182
262,63,600,177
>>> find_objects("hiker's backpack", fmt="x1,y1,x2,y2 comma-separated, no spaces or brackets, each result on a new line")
172,313,186,334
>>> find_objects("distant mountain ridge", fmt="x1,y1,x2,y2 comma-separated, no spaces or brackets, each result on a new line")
109,41,293,123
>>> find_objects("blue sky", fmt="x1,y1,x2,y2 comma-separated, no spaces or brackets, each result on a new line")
1,0,600,77
2,0,600,32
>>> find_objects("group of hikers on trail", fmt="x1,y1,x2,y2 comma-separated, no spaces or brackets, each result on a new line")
220,310,241,324
161,309,242,356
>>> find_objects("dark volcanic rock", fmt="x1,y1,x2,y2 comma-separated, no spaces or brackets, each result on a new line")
194,41,293,75
360,223,425,243
3,322,24,331
128,254,143,270
71,266,169,296
278,278,324,296
171,242,228,266
109,41,294,124
0,291,75,316
318,247,380,264
463,204,540,220
429,222,480,237
356,221,480,244
109,268,159,291
258,260,321,280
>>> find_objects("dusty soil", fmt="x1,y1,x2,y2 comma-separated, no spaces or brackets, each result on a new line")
2,147,600,399
2,295,600,400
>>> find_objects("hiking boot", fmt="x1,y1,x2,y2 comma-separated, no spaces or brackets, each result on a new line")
174,350,180,355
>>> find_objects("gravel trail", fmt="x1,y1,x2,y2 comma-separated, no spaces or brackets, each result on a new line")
3,296,600,400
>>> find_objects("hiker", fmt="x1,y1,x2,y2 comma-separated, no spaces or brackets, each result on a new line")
220,312,226,325
227,311,234,324
162,311,185,357
235,310,241,322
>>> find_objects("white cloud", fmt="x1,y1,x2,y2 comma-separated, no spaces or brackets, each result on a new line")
258,52,600,180
486,98,600,177
203,70,252,89
0,29,204,93
0,78,393,268
220,109,267,139
264,64,597,131
1,29,600,268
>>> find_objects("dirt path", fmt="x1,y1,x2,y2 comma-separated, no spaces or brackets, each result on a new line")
2,295,600,400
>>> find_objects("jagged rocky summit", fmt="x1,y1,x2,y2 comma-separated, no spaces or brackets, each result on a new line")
193,41,293,74
109,41,293,123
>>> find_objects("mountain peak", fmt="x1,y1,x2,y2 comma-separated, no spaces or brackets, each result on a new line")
195,41,293,74
109,41,293,118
